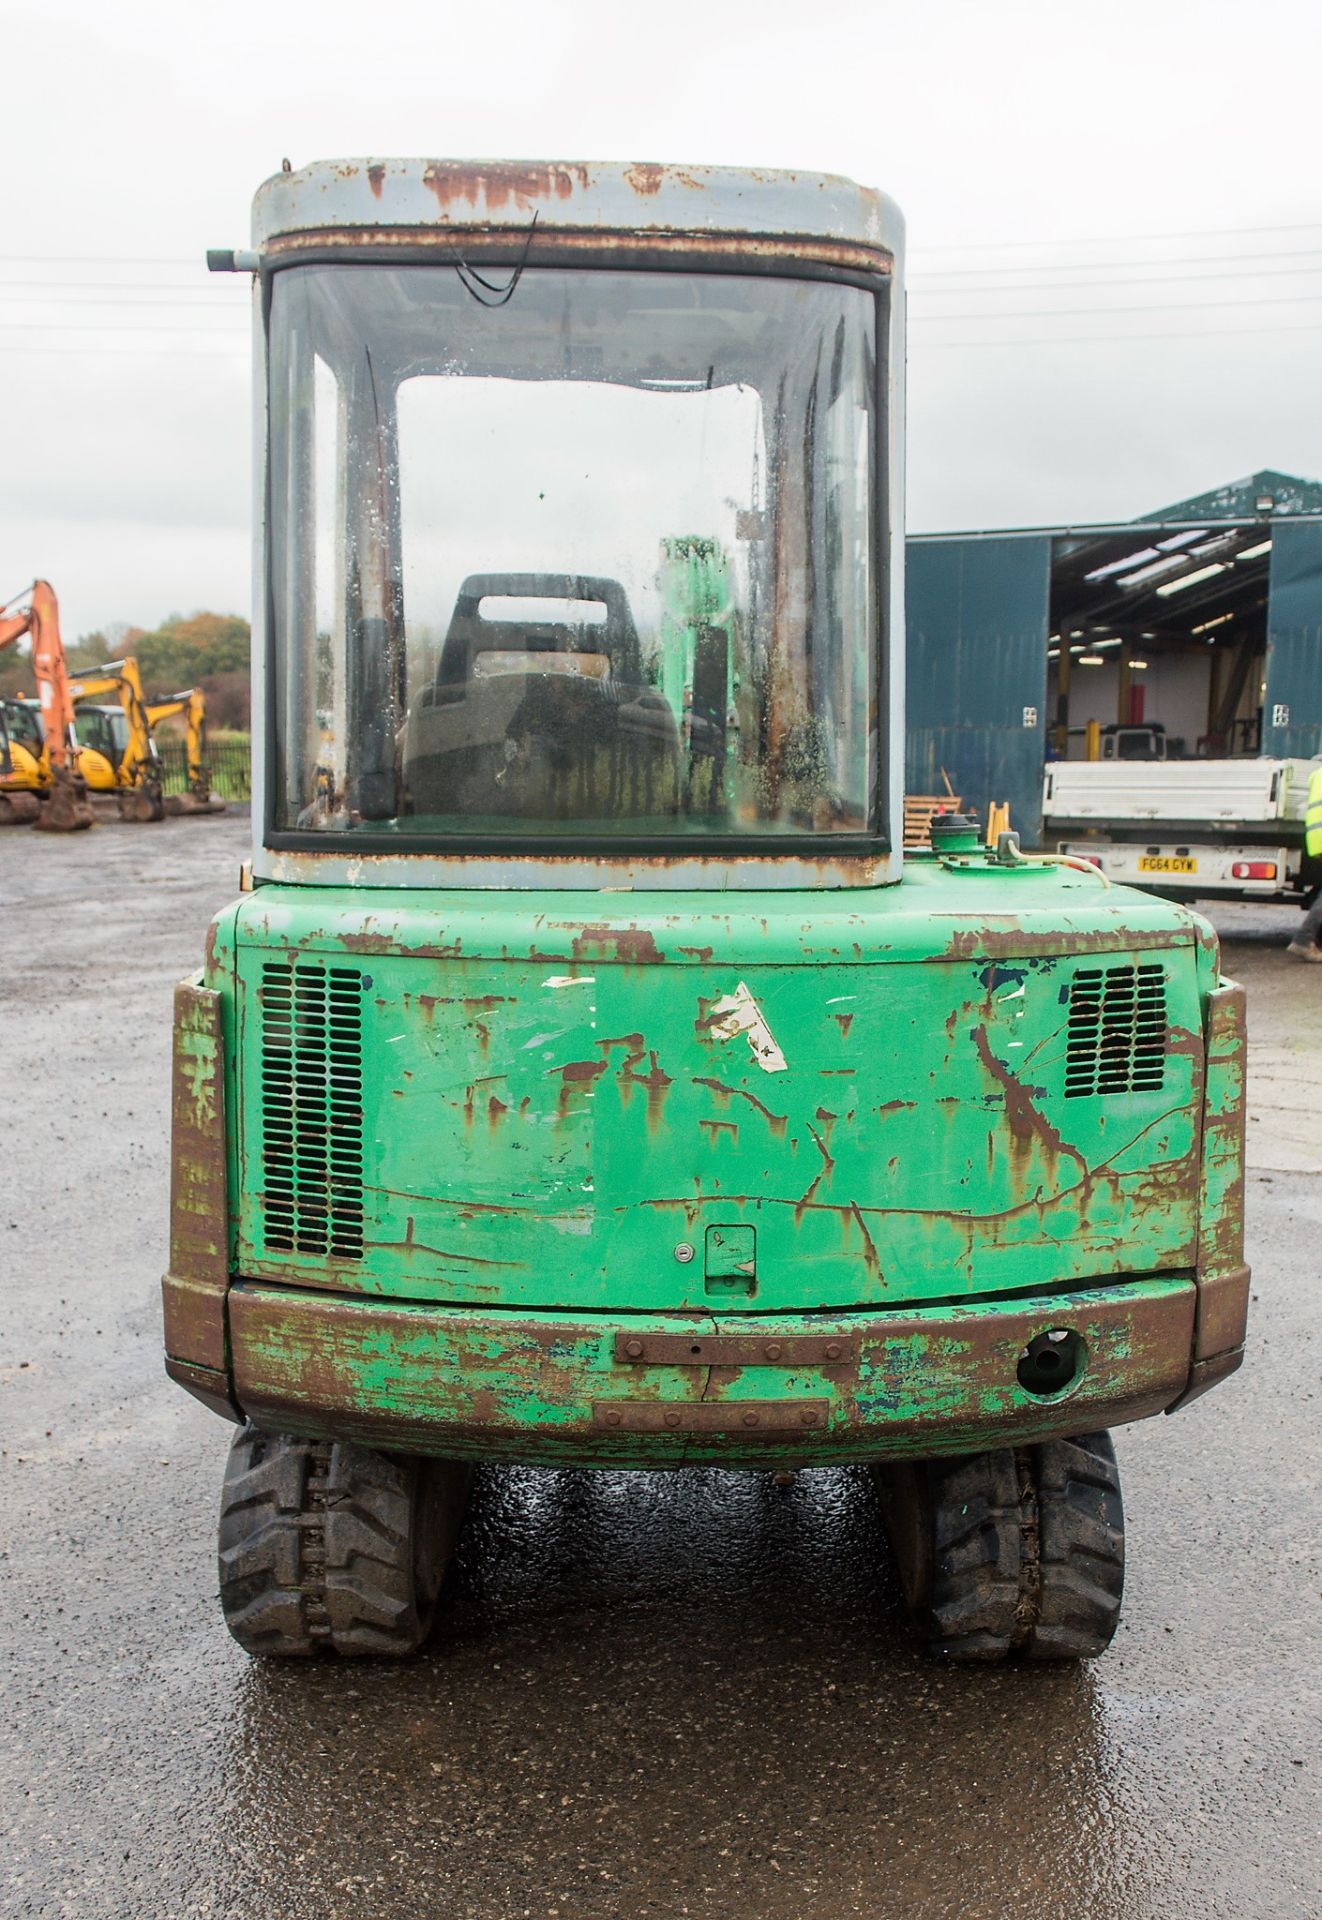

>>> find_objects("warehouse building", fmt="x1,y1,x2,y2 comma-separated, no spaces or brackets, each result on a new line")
906,469,1322,843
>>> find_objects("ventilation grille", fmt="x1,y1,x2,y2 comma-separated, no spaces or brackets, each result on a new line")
1065,962,1168,1099
260,960,365,1258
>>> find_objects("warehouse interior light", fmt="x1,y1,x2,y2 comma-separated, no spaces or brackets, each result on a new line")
1156,562,1228,597
1117,554,1196,591
1084,530,1203,584
1043,477,1319,726
1130,658,1149,670
1077,653,1105,666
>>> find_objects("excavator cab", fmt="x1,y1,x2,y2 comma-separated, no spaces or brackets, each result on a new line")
0,698,44,824
72,703,132,788
3,697,43,760
166,162,1248,1666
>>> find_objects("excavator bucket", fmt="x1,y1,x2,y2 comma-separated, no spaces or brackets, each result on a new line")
34,774,95,832
163,790,227,816
118,785,165,823
0,791,42,825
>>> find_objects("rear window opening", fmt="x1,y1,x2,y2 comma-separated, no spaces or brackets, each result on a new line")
267,263,884,848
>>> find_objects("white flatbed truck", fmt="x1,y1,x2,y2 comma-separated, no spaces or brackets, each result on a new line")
1043,756,1321,904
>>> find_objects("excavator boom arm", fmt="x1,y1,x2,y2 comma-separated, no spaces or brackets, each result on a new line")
0,582,79,774
147,687,210,791
0,582,93,829
70,657,158,784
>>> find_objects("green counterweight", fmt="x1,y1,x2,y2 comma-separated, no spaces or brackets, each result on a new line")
168,856,1246,1459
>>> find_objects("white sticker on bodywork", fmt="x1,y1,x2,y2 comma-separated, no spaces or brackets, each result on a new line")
706,981,788,1073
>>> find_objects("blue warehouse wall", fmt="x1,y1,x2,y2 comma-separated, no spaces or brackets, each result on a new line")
905,535,1052,845
1263,521,1322,759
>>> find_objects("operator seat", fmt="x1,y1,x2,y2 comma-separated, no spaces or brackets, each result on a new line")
405,572,681,822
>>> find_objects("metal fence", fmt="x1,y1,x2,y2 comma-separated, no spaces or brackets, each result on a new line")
157,736,252,802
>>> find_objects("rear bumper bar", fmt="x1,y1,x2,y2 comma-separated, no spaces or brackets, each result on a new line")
164,1271,1242,1466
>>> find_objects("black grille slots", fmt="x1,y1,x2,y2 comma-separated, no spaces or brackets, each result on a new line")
1065,962,1168,1099
259,960,365,1257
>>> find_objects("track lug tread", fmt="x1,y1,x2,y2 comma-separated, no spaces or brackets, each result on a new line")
217,1427,470,1659
877,1431,1126,1665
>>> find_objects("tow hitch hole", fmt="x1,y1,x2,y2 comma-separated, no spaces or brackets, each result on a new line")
1017,1328,1084,1397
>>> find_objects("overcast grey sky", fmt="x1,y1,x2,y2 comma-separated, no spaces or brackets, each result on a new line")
4,0,1322,637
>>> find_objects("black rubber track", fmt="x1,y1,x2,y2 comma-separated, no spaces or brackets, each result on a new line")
874,1431,1124,1663
1029,1432,1126,1660
217,1427,472,1657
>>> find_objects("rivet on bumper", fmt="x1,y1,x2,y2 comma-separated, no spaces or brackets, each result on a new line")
592,1399,830,1433
612,1331,857,1367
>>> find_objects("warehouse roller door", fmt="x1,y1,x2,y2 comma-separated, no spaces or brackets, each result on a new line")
905,535,1051,845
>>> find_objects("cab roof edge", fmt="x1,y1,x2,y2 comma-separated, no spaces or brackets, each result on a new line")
250,157,903,260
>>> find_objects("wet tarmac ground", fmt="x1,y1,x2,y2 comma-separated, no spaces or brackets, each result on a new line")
1,819,1319,1920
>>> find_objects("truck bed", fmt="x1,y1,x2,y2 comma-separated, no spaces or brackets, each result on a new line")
1043,757,1314,830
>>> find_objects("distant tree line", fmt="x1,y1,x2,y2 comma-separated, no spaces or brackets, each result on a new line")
0,610,252,728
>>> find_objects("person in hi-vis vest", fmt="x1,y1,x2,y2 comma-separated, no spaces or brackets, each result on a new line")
1287,762,1322,960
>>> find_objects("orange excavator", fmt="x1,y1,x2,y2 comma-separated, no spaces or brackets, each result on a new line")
0,580,94,830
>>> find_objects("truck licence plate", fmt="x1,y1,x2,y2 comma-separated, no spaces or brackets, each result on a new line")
1138,856,1197,874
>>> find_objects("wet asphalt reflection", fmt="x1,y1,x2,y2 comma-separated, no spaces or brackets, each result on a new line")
2,821,1319,1920
218,1462,1125,1920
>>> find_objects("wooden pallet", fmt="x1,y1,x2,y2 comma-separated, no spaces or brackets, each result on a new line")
903,794,962,848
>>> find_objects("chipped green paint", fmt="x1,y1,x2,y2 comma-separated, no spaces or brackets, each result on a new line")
163,979,229,1378
225,861,1208,1313
161,851,1248,1459
1197,982,1248,1282
227,1275,1196,1465
175,977,219,1119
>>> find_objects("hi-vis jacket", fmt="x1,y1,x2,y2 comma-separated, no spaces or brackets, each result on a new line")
1306,764,1322,859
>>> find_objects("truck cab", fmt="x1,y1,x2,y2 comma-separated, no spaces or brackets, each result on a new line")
166,160,1248,1664
1101,723,1168,760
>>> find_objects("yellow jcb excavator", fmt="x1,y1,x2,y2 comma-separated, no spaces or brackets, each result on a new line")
70,666,224,819
0,580,94,830
0,697,45,824
146,687,225,815
69,656,167,821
